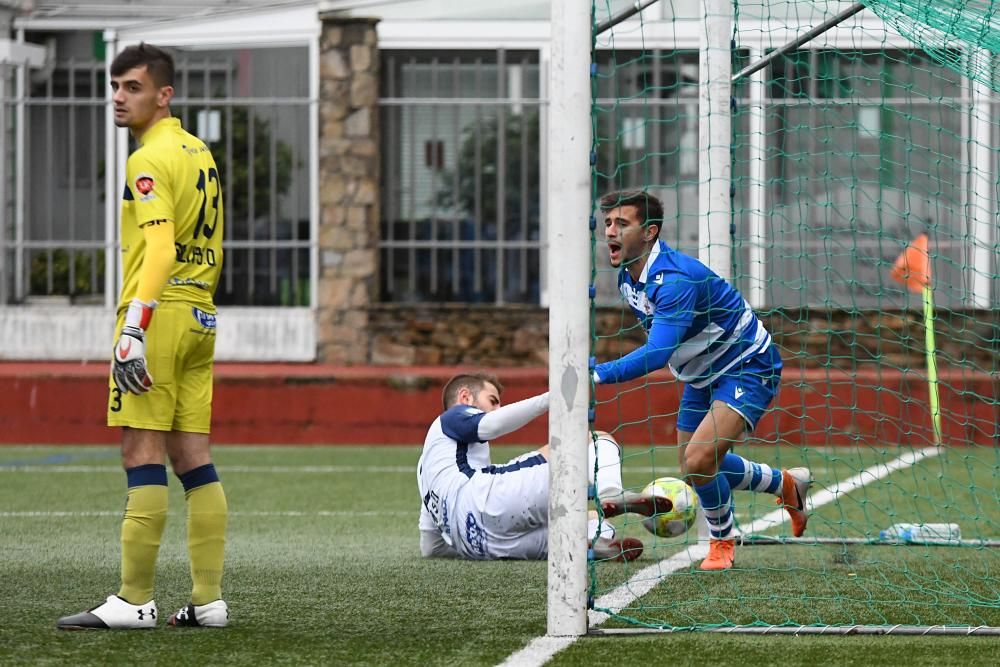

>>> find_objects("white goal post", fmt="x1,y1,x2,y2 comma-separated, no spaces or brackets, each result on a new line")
545,0,592,638
544,0,733,637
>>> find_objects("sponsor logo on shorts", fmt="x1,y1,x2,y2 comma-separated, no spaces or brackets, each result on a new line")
465,513,487,556
191,307,217,329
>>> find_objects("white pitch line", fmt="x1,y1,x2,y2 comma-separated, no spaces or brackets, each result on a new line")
737,446,942,535
495,636,577,667
498,445,942,667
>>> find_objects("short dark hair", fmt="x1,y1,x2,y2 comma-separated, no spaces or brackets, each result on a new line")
599,189,664,239
442,372,503,410
110,43,175,88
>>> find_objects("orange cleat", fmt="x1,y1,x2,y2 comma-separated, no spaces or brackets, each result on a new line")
776,467,813,537
699,538,736,571
592,536,644,562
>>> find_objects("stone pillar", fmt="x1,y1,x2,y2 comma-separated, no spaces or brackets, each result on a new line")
316,15,380,364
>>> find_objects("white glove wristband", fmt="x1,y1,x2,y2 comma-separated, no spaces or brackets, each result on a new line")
124,298,157,331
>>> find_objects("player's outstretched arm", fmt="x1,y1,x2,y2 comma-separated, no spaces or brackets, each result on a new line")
593,318,685,385
112,220,175,394
477,392,549,440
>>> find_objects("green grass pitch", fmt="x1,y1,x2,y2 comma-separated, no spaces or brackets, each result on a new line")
1,444,997,665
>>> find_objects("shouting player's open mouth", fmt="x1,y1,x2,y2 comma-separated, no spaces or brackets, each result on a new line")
608,241,622,264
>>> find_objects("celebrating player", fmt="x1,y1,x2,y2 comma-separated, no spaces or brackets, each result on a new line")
417,372,670,561
58,44,228,629
593,189,812,571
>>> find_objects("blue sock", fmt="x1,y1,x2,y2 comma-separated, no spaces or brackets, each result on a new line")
177,463,220,493
693,475,734,539
719,453,782,494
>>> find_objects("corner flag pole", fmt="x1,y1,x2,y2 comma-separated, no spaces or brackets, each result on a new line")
922,282,942,447
891,233,942,447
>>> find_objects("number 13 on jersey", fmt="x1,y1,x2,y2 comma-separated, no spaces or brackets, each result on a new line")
193,167,220,240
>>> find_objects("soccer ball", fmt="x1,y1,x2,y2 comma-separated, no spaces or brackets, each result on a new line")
640,477,699,538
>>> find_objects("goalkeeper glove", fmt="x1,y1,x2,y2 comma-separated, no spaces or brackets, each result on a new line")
112,298,156,394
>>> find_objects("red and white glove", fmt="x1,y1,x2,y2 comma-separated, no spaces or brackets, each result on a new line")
112,299,156,394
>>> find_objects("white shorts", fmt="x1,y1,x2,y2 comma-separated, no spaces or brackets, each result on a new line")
448,451,549,560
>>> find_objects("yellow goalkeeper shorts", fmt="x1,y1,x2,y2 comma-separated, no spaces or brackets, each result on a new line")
107,302,217,433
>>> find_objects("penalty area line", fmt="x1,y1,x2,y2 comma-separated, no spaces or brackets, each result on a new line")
497,445,942,667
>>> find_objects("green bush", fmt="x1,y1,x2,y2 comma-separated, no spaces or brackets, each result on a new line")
29,249,105,296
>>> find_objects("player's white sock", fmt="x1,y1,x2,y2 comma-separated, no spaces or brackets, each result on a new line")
721,453,782,494
589,433,623,498
693,475,735,540
587,517,616,541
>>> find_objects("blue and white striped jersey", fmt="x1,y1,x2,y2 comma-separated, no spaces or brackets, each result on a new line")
594,240,777,388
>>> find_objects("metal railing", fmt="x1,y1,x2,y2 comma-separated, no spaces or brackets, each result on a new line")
1,45,313,307
379,50,543,304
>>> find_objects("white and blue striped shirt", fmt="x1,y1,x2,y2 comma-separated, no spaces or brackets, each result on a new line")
594,240,776,388
417,393,549,542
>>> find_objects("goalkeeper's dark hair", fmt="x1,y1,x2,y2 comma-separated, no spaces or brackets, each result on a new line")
600,189,663,240
442,372,504,410
110,43,175,88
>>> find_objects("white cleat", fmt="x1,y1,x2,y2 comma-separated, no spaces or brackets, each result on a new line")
57,595,157,630
168,599,229,627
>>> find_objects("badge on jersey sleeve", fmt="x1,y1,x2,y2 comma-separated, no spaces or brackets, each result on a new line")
134,173,156,202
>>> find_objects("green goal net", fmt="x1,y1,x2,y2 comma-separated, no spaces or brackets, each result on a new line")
859,0,1000,93
587,0,1000,633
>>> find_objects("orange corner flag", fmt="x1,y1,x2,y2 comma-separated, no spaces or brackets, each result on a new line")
890,233,932,294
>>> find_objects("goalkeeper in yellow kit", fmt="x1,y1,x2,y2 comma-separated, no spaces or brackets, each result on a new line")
59,43,228,630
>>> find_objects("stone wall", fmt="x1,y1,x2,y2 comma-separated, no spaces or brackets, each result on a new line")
764,309,1000,371
366,305,999,370
316,15,380,364
367,304,549,367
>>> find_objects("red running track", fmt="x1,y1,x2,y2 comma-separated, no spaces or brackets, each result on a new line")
0,363,996,447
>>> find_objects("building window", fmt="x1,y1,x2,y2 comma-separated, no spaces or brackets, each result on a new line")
379,49,541,304
760,49,965,307
6,39,311,306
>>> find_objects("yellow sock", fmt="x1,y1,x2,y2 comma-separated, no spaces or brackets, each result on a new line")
118,484,168,604
186,481,228,605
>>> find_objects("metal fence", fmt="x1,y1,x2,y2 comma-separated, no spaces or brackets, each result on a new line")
170,46,312,307
5,38,994,311
378,49,543,305
592,47,994,309
380,46,994,309
0,41,311,307
0,62,15,307
18,56,107,305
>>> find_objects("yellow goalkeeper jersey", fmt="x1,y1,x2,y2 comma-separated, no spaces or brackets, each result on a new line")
118,117,224,313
